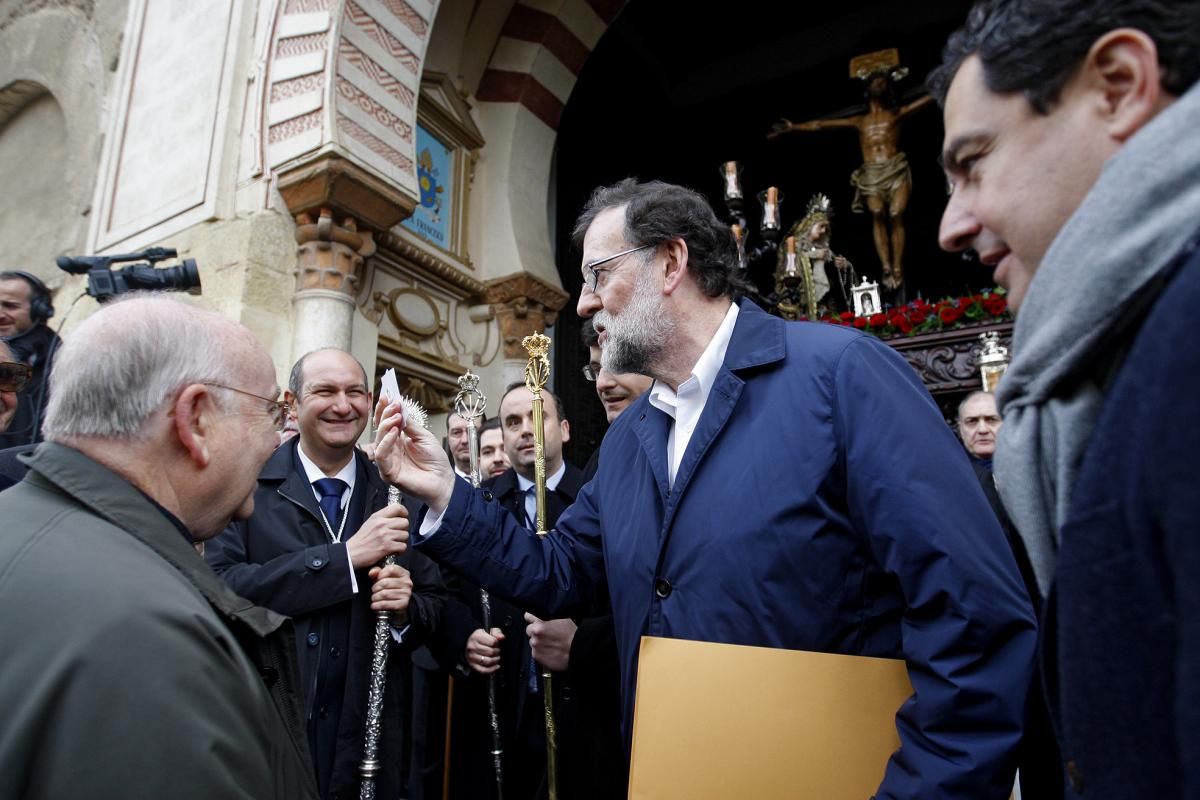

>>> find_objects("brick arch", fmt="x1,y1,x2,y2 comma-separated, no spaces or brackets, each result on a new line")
476,0,625,131
470,0,626,292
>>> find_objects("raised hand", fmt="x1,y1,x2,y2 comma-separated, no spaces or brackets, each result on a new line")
373,397,456,512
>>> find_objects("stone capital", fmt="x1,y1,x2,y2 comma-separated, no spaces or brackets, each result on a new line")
277,153,419,233
294,208,377,297
485,272,571,360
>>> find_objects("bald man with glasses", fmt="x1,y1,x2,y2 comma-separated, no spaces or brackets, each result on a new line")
207,348,445,800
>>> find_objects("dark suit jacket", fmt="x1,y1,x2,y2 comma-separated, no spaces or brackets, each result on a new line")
1048,232,1200,798
207,438,444,800
971,459,1062,799
432,463,625,799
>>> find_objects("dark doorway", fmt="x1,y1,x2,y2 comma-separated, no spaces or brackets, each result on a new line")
553,1,986,467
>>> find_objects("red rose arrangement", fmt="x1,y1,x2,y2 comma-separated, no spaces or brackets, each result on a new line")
803,289,1011,339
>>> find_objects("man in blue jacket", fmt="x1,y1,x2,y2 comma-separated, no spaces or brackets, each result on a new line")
931,1,1200,795
375,178,1036,799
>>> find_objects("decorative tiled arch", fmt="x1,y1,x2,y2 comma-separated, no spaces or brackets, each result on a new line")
264,0,440,227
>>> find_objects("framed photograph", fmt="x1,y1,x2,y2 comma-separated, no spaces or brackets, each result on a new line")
853,277,881,318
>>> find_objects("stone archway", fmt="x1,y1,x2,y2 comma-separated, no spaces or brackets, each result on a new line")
0,9,107,285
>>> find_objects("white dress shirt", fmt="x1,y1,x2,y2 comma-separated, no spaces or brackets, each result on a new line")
648,301,739,487
297,444,359,593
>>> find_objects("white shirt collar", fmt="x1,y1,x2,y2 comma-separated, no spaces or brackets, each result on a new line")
515,460,566,493
297,443,357,506
649,301,739,419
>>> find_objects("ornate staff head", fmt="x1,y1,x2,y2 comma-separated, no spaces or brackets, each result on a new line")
453,370,487,423
522,332,551,397
453,370,488,487
521,331,552,535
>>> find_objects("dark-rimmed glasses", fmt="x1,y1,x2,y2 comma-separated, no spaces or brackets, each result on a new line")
583,243,654,292
581,362,602,382
0,362,31,392
204,382,291,431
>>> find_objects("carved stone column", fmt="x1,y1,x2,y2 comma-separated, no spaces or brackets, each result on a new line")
291,207,377,359
485,273,570,387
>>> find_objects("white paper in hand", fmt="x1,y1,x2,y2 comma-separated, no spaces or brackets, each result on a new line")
380,368,401,405
379,368,428,431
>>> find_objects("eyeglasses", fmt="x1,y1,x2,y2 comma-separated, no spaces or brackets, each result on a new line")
0,362,31,392
582,243,654,292
204,382,291,431
581,362,602,382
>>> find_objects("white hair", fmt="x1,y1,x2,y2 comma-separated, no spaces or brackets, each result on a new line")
43,294,253,440
956,390,996,422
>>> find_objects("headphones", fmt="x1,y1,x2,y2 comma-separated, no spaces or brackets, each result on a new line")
1,270,55,326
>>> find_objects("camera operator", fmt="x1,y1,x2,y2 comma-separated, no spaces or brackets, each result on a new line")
0,271,60,448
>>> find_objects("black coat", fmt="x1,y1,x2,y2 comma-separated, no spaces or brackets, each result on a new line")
971,460,1062,799
207,439,445,800
432,464,625,800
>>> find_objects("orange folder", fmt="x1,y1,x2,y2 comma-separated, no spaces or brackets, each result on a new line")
629,637,912,799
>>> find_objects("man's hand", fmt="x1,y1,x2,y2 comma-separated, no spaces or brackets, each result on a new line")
346,503,409,570
466,627,504,675
369,563,412,626
373,398,457,513
525,613,577,672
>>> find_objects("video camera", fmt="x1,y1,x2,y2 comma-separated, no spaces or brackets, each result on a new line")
56,247,202,301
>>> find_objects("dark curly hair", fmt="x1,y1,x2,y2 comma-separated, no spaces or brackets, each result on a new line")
928,0,1200,113
571,178,753,300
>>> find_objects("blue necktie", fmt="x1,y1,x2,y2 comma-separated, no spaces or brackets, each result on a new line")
523,486,537,531
313,478,347,531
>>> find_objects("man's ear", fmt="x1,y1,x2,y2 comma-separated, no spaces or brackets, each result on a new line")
1084,28,1166,142
662,238,690,296
284,389,298,413
173,384,216,467
559,418,570,445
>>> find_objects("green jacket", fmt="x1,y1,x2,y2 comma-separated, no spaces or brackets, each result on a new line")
0,443,318,800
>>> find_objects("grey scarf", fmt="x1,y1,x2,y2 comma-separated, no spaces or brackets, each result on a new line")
995,81,1200,596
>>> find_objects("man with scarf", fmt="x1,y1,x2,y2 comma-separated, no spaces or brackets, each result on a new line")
932,2,1200,795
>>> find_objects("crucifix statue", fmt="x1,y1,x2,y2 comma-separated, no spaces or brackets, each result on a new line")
768,49,932,293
